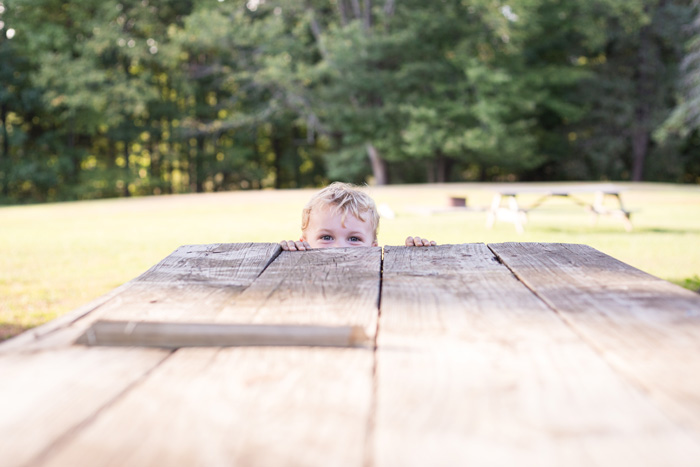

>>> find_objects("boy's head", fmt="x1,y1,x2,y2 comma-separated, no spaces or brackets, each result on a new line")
301,182,379,248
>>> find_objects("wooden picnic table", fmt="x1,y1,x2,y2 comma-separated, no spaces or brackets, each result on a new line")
2,242,700,466
486,183,633,233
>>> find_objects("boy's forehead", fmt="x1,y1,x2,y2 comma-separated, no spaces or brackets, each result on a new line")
314,204,357,219
311,204,369,226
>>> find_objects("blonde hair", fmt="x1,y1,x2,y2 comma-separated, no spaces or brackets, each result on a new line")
301,182,379,240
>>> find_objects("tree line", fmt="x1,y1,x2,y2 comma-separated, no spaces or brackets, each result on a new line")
0,0,699,203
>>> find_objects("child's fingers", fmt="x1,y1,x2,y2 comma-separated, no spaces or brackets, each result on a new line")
405,236,437,247
279,240,305,251
293,240,309,251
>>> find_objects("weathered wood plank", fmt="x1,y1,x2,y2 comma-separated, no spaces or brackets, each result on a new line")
1,243,281,352
136,242,281,285
0,243,282,464
37,247,381,466
490,242,700,433
96,242,282,322
77,320,370,348
38,347,373,467
217,247,382,336
0,347,169,467
375,243,700,466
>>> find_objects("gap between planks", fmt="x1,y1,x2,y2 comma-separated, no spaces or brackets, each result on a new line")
8,242,699,466
489,242,700,437
0,243,284,354
375,243,700,466
24,348,177,467
363,246,384,467
17,245,381,467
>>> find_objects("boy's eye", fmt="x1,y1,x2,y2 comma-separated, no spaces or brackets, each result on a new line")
320,235,332,241
349,236,362,242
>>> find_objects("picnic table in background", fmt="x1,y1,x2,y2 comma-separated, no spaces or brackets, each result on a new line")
2,242,700,466
485,183,633,233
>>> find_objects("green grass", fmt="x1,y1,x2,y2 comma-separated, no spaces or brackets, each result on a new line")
2,182,699,341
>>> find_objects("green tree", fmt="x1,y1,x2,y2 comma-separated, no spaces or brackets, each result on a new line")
564,0,690,181
658,0,700,183
0,0,696,203
295,0,581,183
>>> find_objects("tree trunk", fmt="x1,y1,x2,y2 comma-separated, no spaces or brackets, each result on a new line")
435,151,452,183
350,0,361,19
0,102,8,162
426,160,436,183
123,141,130,197
164,121,173,194
271,134,283,189
366,143,387,185
478,164,489,182
363,0,372,30
631,15,655,181
631,128,649,182
0,103,7,196
307,6,328,59
68,119,80,184
150,132,161,195
292,126,302,188
188,138,196,192
384,0,395,16
194,136,204,193
336,0,348,26
107,140,116,169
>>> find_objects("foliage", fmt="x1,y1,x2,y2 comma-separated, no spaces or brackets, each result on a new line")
563,0,691,182
0,0,698,203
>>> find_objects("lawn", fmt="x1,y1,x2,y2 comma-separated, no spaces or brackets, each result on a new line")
2,182,699,341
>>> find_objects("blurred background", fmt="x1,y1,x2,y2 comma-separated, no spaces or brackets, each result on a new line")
1,0,699,199
1,0,700,340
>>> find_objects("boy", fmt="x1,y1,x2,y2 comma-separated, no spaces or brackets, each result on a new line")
280,182,436,251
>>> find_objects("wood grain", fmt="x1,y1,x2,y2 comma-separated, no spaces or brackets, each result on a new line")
374,243,700,466
0,347,168,467
35,247,381,466
96,242,282,322
217,247,382,336
0,243,281,465
3,243,281,351
38,347,373,467
8,242,700,466
490,242,700,432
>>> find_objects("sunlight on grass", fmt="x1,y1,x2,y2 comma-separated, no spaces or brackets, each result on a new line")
1,182,699,341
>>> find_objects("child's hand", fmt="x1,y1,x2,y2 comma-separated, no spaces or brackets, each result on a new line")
405,236,437,247
280,240,311,251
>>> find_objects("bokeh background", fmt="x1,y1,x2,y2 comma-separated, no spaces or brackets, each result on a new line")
1,0,699,199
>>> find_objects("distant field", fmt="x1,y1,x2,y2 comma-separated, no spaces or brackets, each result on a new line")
2,182,699,341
